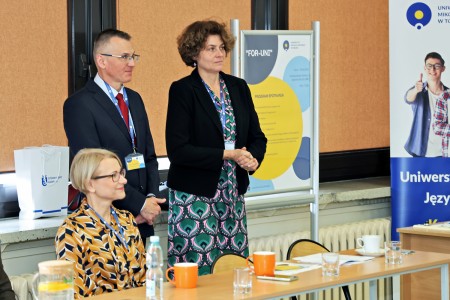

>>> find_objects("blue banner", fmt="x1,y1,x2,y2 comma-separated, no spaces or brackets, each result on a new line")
390,1,450,239
391,158,450,239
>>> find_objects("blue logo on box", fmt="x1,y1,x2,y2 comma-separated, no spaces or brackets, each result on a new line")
407,2,432,30
42,175,48,186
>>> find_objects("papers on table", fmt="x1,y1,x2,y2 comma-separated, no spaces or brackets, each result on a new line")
274,253,376,276
413,223,450,231
292,253,375,266
274,262,321,276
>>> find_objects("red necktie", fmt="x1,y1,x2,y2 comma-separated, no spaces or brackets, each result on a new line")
116,93,129,128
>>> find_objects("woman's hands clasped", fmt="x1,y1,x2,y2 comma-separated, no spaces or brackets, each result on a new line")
224,147,259,172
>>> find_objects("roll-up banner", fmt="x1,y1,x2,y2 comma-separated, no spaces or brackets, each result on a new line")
390,1,450,239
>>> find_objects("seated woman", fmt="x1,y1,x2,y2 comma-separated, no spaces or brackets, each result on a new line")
55,148,146,298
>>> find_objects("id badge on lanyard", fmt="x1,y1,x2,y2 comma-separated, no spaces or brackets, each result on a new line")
225,141,235,150
125,152,146,171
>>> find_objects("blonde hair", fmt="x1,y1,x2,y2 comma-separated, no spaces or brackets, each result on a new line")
70,148,122,194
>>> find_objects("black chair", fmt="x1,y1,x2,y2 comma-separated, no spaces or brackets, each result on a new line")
287,239,352,300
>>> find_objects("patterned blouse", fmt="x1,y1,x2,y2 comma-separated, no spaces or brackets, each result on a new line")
55,199,146,298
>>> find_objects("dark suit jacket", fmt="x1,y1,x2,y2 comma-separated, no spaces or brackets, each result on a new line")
166,69,267,197
0,251,14,300
63,79,160,238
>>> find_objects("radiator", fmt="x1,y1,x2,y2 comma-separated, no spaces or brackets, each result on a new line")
249,218,391,300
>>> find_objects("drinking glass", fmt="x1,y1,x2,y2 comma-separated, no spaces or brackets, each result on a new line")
385,241,403,264
322,252,340,277
233,267,252,295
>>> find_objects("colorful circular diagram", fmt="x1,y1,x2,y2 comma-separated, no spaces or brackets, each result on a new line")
250,76,302,180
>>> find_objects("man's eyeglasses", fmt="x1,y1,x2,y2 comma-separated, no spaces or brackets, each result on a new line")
101,53,140,63
92,168,126,182
426,63,443,70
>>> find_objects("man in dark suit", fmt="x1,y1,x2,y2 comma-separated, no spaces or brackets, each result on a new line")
63,29,165,240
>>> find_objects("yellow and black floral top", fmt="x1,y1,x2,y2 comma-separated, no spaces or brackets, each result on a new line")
55,199,146,298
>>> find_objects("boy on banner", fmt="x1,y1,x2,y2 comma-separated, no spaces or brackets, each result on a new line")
404,52,447,157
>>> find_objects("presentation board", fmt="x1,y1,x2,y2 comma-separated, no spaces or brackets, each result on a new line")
241,30,314,196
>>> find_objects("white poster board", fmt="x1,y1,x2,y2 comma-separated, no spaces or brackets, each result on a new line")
241,30,314,196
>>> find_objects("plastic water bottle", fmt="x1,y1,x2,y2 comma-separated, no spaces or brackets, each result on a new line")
146,236,164,300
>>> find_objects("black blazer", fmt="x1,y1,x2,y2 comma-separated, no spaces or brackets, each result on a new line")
166,69,267,197
63,79,160,238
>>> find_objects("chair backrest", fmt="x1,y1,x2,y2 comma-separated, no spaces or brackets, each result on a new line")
286,239,330,260
286,239,352,300
211,253,248,274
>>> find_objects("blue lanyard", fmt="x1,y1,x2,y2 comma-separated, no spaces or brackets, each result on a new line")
103,81,137,150
88,204,129,251
202,79,226,133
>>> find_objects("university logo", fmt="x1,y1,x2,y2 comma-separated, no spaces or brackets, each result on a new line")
41,175,48,186
283,40,289,51
406,2,432,30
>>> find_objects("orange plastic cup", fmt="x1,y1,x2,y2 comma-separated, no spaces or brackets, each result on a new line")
246,251,276,276
165,262,198,288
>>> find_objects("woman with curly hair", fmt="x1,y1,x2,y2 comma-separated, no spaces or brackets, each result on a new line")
166,20,267,275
